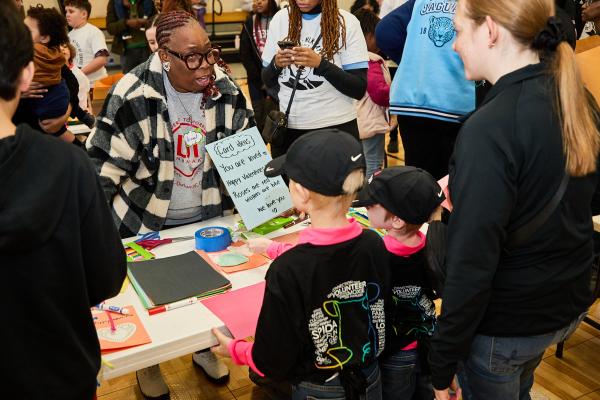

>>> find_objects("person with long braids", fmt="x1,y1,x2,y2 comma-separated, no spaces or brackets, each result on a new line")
87,11,254,398
261,0,369,157
428,0,600,399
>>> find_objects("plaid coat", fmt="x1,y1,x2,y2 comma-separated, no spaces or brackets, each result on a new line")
87,54,254,238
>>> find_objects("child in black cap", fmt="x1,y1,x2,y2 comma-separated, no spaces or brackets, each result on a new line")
211,129,391,400
354,166,444,400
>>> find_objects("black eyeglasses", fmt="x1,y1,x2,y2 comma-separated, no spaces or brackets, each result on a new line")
165,46,222,70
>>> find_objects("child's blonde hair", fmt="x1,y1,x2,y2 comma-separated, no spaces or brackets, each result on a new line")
309,169,365,213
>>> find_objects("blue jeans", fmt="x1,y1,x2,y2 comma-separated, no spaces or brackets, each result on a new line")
458,312,586,400
379,348,418,400
292,363,382,400
361,135,385,178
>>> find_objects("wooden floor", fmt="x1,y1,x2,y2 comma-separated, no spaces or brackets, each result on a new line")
97,302,600,400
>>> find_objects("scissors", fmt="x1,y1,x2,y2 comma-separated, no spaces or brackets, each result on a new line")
135,232,194,250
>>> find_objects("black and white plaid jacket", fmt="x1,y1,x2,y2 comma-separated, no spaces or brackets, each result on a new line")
87,54,255,238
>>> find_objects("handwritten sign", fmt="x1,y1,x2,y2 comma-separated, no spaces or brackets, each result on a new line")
206,127,293,230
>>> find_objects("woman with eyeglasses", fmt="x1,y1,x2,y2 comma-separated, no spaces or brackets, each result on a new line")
86,10,254,398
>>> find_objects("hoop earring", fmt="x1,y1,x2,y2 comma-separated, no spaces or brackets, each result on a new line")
211,73,216,80
162,62,170,72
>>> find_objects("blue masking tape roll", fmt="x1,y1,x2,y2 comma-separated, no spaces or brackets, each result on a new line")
195,226,232,252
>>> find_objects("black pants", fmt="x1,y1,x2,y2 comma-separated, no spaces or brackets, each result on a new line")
271,119,360,158
121,47,151,74
397,116,461,180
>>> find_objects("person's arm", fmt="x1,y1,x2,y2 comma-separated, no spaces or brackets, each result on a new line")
239,18,262,82
83,27,110,76
62,66,85,117
289,44,367,100
86,90,140,202
106,0,128,36
251,267,303,381
82,53,109,76
211,263,302,381
39,104,75,144
375,0,415,64
429,122,516,390
314,61,367,100
260,10,284,97
261,58,282,89
20,81,47,99
77,152,127,305
367,60,390,106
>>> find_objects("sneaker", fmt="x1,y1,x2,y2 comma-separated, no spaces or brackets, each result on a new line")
136,364,170,399
387,139,399,153
192,349,230,382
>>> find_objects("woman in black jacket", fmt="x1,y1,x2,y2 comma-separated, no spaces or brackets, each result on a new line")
240,0,279,132
429,1,600,399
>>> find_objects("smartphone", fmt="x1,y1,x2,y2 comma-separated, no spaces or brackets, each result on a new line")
277,40,296,50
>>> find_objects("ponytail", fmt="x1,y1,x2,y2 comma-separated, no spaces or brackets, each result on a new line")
463,0,600,177
552,42,600,176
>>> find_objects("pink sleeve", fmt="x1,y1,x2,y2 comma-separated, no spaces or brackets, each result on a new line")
366,60,390,107
266,241,294,260
228,339,265,377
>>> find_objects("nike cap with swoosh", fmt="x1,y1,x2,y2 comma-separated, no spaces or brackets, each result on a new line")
263,129,366,196
353,166,445,225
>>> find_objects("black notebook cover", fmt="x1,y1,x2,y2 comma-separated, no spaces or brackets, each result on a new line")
128,251,231,305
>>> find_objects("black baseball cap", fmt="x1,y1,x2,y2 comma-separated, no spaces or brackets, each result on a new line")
264,129,366,196
354,166,445,224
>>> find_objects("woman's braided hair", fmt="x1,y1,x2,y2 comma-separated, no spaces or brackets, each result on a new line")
156,10,231,96
286,0,346,60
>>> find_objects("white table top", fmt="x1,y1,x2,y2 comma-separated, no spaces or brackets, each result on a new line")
99,214,304,381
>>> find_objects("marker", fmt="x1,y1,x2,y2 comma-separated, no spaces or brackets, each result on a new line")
95,303,130,315
149,297,198,315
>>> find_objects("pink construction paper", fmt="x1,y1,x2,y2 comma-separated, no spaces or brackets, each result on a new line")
201,281,266,339
438,175,453,212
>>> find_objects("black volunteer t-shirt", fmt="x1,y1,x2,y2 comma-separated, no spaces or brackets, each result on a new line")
252,230,391,383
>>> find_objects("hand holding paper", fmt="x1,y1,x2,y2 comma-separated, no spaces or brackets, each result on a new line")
210,327,232,358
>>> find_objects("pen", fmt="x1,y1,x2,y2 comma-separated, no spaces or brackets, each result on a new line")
95,303,130,315
149,297,198,315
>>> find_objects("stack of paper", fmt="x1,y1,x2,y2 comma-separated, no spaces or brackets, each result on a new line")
127,251,232,310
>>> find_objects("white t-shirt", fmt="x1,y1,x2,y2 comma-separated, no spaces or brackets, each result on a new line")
379,0,409,18
68,23,108,84
70,65,90,111
163,73,208,226
262,9,368,130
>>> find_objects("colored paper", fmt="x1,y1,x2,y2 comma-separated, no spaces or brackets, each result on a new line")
437,175,453,211
93,306,151,353
128,252,232,306
206,127,293,230
196,242,269,274
124,241,155,262
216,253,249,267
201,282,266,339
